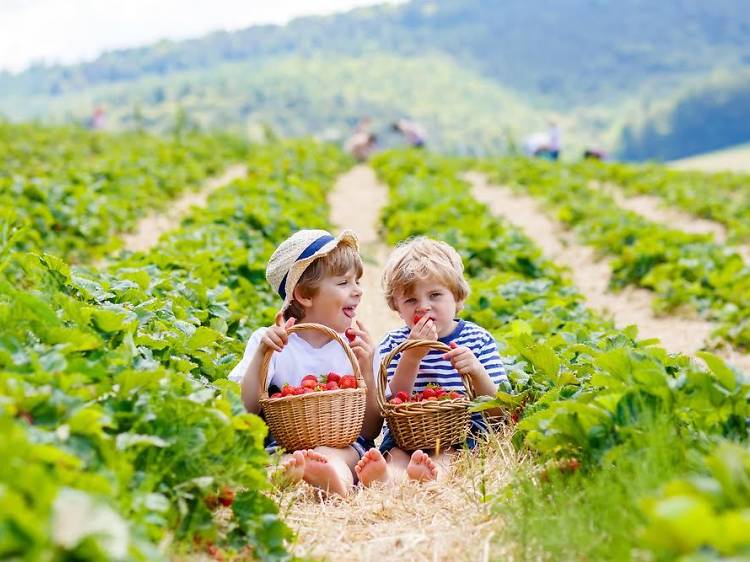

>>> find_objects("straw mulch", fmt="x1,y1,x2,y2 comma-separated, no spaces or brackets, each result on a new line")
274,429,524,562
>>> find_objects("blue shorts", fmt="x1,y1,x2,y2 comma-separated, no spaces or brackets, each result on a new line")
378,430,478,455
265,434,376,460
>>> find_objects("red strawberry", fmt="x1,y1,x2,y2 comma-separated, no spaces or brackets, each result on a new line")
291,386,305,395
301,378,317,389
301,387,314,393
326,372,341,384
219,486,235,507
413,314,423,324
270,392,283,398
426,396,438,401
325,381,339,391
560,458,581,473
345,328,356,342
412,392,423,402
281,384,294,397
422,387,437,399
389,397,404,405
301,374,318,384
396,391,409,402
340,375,357,389
449,391,463,399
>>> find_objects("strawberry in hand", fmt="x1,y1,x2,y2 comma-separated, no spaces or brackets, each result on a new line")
345,328,356,342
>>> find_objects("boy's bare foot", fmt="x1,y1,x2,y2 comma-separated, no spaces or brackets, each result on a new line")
406,449,438,482
272,450,305,488
355,448,390,487
302,449,348,497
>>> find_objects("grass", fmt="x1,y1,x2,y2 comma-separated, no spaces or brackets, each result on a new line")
494,418,699,561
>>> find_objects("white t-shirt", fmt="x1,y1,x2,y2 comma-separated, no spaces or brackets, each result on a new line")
228,328,356,391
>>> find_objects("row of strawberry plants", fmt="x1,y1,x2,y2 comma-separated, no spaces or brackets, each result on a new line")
582,160,750,244
1,122,247,262
0,139,350,560
474,157,750,351
370,148,750,559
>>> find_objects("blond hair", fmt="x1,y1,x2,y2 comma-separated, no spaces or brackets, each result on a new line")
382,237,469,311
284,243,363,321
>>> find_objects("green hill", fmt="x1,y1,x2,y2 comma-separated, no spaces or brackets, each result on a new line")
1,0,748,157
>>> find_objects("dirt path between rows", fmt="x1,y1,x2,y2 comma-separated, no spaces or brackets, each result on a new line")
119,164,247,253
466,172,750,373
593,181,750,263
279,165,517,562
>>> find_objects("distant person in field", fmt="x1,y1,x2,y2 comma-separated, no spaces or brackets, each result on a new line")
345,118,378,162
546,120,561,160
89,106,106,130
392,118,427,148
583,148,608,161
524,121,562,160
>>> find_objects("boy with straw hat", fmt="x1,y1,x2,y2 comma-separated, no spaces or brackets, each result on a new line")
229,229,382,497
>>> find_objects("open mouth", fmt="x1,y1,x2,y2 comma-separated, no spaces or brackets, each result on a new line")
342,305,357,318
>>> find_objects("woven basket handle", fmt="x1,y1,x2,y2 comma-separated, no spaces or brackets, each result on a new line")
376,339,477,411
259,322,363,399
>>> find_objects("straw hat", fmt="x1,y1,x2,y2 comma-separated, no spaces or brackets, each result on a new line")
266,229,359,310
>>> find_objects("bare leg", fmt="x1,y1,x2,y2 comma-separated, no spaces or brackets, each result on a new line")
355,448,390,487
302,446,357,497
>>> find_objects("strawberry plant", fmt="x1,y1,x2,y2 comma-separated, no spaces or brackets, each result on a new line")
0,138,350,559
1,122,246,262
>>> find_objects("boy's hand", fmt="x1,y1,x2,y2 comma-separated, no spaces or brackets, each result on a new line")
405,315,438,360
442,342,484,379
409,315,438,340
261,311,296,352
346,320,374,374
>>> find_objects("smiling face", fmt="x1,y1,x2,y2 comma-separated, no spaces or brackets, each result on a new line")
294,268,362,333
394,276,461,338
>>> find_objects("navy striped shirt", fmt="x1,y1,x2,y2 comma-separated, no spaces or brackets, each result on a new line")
373,319,507,436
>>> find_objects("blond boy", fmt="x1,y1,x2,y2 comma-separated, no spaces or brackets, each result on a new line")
355,237,507,485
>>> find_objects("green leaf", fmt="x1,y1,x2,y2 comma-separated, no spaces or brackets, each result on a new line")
697,352,737,391
91,307,130,333
520,342,560,381
186,326,221,351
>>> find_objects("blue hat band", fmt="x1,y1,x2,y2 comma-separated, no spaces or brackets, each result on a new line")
278,234,335,300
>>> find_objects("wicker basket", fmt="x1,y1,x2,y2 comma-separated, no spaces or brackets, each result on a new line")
377,339,475,451
258,323,366,451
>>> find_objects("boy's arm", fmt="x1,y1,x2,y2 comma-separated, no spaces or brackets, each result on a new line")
388,351,423,396
388,317,436,395
235,316,295,414
443,335,505,417
239,346,267,415
348,321,382,440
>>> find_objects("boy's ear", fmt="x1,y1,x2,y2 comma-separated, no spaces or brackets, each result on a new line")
292,286,313,309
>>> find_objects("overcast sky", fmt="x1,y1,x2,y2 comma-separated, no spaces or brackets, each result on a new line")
0,0,404,73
